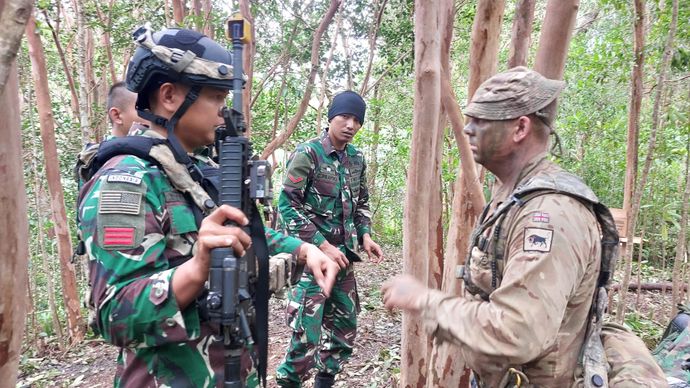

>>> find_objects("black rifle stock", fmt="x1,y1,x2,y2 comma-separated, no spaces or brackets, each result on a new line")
206,14,272,388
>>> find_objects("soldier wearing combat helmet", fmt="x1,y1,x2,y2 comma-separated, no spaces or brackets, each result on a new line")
382,67,665,386
78,25,339,387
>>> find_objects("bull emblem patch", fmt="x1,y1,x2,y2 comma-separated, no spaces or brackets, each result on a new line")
523,227,553,252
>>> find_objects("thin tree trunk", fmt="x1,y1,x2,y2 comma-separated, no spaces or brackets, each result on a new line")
0,58,29,386
261,0,342,160
341,28,354,90
673,131,690,304
366,84,382,198
621,0,678,320
401,1,444,386
74,0,90,144
240,0,256,137
42,9,80,122
316,10,342,133
26,14,85,343
0,0,32,96
507,0,536,68
359,0,388,95
362,49,411,96
31,156,64,349
202,0,213,38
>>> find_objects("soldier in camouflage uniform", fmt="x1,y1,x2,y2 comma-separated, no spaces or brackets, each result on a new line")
275,91,384,388
78,26,339,387
382,67,666,387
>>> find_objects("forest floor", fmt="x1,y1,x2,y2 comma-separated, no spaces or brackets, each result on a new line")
16,248,404,388
16,249,678,387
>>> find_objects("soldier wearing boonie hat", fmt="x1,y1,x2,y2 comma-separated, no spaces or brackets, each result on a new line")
381,66,666,387
464,66,564,129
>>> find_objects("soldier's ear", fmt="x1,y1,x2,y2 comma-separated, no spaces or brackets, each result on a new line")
513,115,531,143
108,107,122,125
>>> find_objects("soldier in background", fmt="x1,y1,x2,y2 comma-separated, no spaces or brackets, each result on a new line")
381,67,666,386
276,91,384,388
106,81,147,138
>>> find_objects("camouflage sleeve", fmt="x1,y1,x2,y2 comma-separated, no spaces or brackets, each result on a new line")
354,157,372,238
265,226,303,256
278,148,327,246
419,194,600,369
80,158,200,348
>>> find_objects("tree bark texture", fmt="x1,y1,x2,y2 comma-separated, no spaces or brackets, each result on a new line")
260,0,341,160
0,0,31,96
534,0,579,121
26,14,85,343
401,1,445,386
172,0,185,25
240,0,256,137
467,0,506,102
43,10,80,122
673,96,689,305
507,0,536,68
0,60,28,387
74,0,91,144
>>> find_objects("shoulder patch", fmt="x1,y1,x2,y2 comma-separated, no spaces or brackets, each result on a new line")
99,191,143,215
532,211,550,223
107,174,142,185
523,227,553,252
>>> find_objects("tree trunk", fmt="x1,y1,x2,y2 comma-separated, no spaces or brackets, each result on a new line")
74,0,91,144
507,0,536,68
533,0,579,121
26,14,85,343
0,59,29,387
620,0,678,320
315,10,342,133
31,156,64,349
202,0,213,38
172,0,185,25
240,0,256,137
340,28,354,90
42,10,80,122
673,129,690,304
359,0,388,94
366,84,382,198
401,1,445,386
261,0,341,160
467,0,506,101
0,0,32,96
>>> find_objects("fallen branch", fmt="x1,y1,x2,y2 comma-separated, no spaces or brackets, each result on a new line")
609,282,688,293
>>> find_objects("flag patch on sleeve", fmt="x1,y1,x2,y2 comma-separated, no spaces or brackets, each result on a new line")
523,227,553,252
103,227,136,247
532,211,550,223
99,191,142,215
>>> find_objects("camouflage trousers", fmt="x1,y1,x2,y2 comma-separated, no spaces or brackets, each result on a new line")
275,265,359,387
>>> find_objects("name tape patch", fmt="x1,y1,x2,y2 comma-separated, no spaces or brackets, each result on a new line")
99,191,142,215
107,174,142,185
523,227,553,253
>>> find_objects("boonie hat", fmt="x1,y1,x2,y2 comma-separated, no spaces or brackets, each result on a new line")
464,67,565,125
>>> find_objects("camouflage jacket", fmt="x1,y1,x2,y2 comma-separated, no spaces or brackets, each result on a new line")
278,130,372,259
422,155,604,387
78,126,303,387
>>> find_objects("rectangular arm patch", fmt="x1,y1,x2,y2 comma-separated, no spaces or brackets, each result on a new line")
523,227,553,252
99,191,142,215
103,227,136,247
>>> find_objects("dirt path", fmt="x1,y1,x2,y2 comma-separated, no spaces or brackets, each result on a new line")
17,248,403,388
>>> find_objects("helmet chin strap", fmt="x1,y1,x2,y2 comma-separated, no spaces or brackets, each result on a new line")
136,84,205,181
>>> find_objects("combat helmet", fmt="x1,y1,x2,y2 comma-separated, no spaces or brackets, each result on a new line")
125,24,234,166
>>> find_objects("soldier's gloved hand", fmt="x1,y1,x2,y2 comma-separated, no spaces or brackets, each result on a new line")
381,274,428,313
362,233,384,264
319,241,349,269
173,205,250,308
298,243,340,297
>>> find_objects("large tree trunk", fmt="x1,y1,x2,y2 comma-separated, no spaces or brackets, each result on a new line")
0,59,29,387
0,0,32,96
26,14,85,343
467,0,506,102
507,0,536,68
401,1,445,386
260,0,341,160
533,0,579,123
240,0,256,137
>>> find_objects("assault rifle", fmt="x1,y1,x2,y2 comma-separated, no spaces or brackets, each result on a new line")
206,13,273,388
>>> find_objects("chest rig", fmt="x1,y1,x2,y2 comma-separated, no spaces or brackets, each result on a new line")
462,169,620,388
